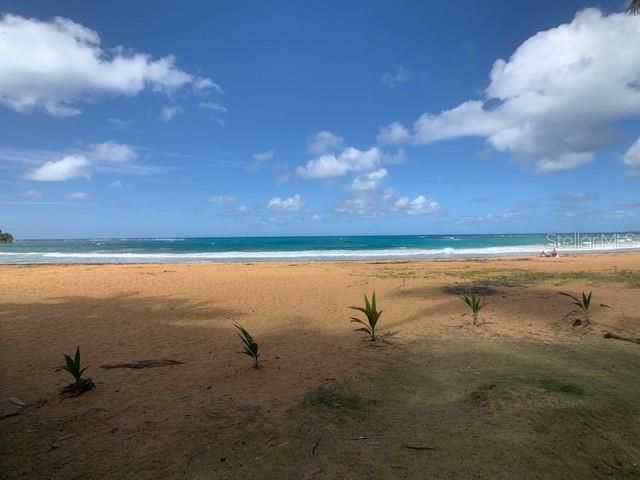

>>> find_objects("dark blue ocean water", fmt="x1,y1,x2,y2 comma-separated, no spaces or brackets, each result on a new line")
0,233,638,263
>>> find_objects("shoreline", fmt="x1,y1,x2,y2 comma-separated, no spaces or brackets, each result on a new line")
1,249,639,268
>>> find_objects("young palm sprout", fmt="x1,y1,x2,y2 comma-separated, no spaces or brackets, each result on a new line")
235,323,260,368
60,346,95,396
350,291,383,341
559,291,593,326
461,294,487,326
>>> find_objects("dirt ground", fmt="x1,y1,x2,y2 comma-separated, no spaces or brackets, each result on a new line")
1,254,640,479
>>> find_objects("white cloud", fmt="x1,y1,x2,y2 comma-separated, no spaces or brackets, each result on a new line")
377,122,412,144
623,137,640,175
307,131,344,155
378,9,640,173
393,195,439,215
161,105,183,121
336,195,376,216
252,150,274,162
65,191,88,200
91,141,137,163
0,14,219,117
208,195,236,204
198,101,227,112
268,194,303,212
23,189,42,199
25,154,90,181
298,147,382,179
351,168,388,191
382,149,408,165
108,179,123,189
382,65,409,88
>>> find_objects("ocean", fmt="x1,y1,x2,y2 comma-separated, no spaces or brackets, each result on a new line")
1,233,639,264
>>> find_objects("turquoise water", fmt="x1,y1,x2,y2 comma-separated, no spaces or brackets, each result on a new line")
0,233,638,264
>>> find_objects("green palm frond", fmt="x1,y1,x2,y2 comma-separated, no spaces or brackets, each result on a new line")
349,291,383,341
60,346,88,384
235,323,260,368
461,294,487,325
559,291,593,325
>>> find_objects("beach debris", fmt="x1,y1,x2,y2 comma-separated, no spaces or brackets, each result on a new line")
100,359,184,369
8,397,26,407
404,444,438,451
0,411,23,420
603,332,640,345
311,436,322,457
60,378,96,397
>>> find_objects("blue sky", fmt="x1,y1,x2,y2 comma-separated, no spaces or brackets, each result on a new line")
1,0,639,238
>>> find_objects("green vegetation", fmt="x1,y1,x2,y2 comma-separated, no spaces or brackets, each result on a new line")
453,268,640,288
559,291,593,326
0,229,14,243
61,346,89,386
537,379,586,397
350,291,383,341
235,323,260,368
306,386,368,414
461,293,487,325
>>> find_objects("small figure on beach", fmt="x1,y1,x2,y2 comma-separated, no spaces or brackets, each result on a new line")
540,247,559,258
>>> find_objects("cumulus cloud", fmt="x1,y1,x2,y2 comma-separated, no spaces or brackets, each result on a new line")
26,154,90,181
307,131,344,155
378,9,640,173
252,150,274,162
90,141,137,163
0,14,219,117
297,147,382,179
351,168,388,191
336,195,376,216
377,122,412,144
198,101,227,112
623,137,640,175
65,191,89,200
393,195,439,215
21,141,151,181
108,179,123,189
161,105,183,121
382,65,409,88
268,194,303,212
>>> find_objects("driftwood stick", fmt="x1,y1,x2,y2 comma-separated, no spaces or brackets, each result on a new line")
100,359,184,369
604,332,640,345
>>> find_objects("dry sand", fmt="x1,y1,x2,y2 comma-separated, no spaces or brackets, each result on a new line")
1,254,640,479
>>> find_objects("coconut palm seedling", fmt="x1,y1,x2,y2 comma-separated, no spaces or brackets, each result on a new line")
461,294,487,326
350,291,383,341
559,291,593,326
60,346,95,396
235,323,260,368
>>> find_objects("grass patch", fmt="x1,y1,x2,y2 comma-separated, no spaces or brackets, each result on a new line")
306,387,368,414
454,268,640,288
537,379,586,397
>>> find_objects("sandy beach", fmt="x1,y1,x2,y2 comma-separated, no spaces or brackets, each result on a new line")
1,253,640,478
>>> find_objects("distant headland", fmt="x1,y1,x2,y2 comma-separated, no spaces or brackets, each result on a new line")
0,229,14,243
